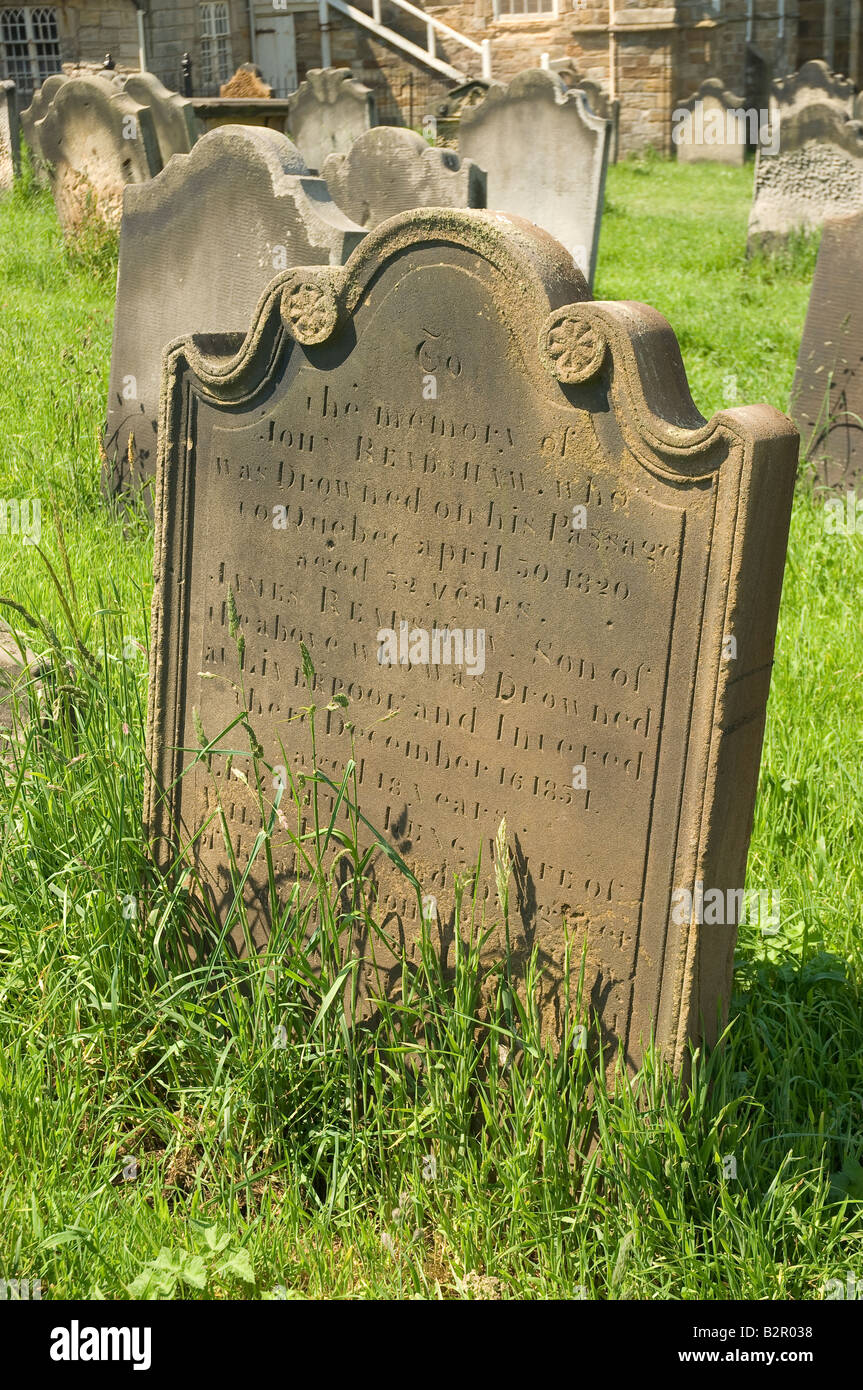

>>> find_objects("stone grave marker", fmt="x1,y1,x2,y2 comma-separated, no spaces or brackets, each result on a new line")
674,78,748,165
459,70,611,288
747,62,863,252
287,68,376,173
104,124,365,497
19,74,69,183
122,72,199,167
0,81,20,191
791,210,863,490
36,76,160,235
549,59,620,163
321,127,485,229
145,208,798,1072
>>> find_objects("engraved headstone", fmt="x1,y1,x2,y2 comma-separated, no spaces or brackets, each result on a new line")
36,77,160,235
0,81,20,191
145,208,798,1072
321,127,485,229
674,78,748,165
122,72,200,167
287,68,376,173
791,210,863,489
459,70,611,287
104,124,365,497
747,62,863,252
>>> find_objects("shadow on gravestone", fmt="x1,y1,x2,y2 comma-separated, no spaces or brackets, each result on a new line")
321,126,486,229
144,208,798,1076
791,210,863,491
287,67,376,174
459,70,611,290
122,71,200,167
674,78,749,166
746,100,863,253
19,74,69,185
548,59,620,164
36,77,160,236
0,81,20,192
103,124,365,501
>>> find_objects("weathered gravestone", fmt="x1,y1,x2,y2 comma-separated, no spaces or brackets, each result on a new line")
36,76,160,234
287,68,376,173
19,74,68,184
221,65,272,98
321,127,485,229
122,72,199,167
747,61,863,252
104,124,364,497
459,70,611,287
0,81,20,191
674,78,749,165
549,59,620,164
791,210,863,489
145,208,798,1072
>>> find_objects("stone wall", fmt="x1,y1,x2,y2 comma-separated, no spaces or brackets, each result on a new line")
294,0,803,153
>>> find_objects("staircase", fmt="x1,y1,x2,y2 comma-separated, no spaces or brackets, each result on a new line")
317,0,492,85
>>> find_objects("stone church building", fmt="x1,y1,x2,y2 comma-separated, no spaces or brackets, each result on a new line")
0,0,859,153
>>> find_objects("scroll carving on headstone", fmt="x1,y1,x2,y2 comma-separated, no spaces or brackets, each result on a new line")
145,208,798,1074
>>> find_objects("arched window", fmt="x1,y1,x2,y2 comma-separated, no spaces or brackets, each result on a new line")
0,6,61,102
200,2,233,89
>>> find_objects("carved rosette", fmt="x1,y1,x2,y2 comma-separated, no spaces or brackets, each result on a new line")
280,272,338,345
539,307,608,384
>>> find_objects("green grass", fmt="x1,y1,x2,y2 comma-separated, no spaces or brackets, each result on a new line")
0,160,861,1301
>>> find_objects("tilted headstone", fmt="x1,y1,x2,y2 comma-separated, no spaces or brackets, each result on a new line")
36,77,160,235
19,74,69,183
144,208,798,1072
791,210,863,489
321,127,485,229
674,78,748,165
459,70,611,288
122,72,199,167
104,124,365,497
0,81,20,191
746,100,863,252
549,59,620,163
747,61,863,252
287,68,376,173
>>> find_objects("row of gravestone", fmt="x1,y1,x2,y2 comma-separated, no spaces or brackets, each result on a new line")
677,61,863,252
5,65,612,291
3,68,808,1076
98,72,615,496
